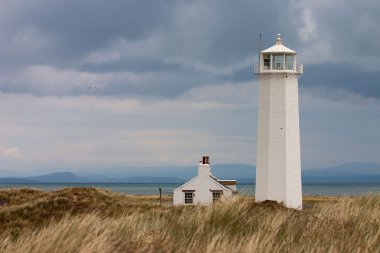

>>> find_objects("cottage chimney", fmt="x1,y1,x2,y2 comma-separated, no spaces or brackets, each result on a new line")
198,156,211,176
202,156,209,164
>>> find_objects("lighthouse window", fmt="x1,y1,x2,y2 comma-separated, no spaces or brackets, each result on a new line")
286,55,294,70
263,55,270,69
184,192,193,204
272,55,284,70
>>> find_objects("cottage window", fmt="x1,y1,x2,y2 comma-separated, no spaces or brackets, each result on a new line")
212,192,222,202
184,192,193,204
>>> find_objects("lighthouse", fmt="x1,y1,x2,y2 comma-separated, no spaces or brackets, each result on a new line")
254,34,303,209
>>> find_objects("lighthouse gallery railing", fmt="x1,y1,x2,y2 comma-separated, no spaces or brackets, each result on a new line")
254,63,303,74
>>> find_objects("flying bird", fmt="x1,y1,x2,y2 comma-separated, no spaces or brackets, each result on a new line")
89,84,97,91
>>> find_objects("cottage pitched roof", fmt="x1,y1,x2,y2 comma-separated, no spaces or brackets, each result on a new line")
209,175,237,192
207,176,233,192
217,180,237,186
174,174,235,193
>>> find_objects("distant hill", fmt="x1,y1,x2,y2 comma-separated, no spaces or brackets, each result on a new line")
303,162,380,176
0,172,184,184
118,177,183,183
302,174,380,184
26,172,84,183
302,162,380,183
1,162,380,184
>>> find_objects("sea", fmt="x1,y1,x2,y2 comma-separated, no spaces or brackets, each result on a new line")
1,183,380,196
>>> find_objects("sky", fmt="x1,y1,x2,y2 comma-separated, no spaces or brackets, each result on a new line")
1,0,380,174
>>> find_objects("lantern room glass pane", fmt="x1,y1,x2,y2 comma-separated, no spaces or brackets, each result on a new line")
263,54,270,70
286,55,294,70
272,54,284,70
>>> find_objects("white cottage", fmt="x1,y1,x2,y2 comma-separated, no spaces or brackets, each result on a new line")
173,156,237,205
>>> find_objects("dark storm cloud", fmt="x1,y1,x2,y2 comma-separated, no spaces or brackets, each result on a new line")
288,0,380,99
0,0,174,67
302,64,380,99
0,0,285,97
302,0,380,60
79,57,182,73
167,1,285,65
1,0,380,99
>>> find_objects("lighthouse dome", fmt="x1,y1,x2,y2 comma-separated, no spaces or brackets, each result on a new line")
261,34,296,54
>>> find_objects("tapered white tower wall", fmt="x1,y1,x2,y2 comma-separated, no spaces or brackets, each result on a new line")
254,34,303,209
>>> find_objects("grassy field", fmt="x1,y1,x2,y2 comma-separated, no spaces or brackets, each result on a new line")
0,188,379,253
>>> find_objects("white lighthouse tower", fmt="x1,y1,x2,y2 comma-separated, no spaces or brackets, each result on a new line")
254,34,303,209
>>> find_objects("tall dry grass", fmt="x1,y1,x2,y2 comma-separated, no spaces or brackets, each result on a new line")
0,188,379,253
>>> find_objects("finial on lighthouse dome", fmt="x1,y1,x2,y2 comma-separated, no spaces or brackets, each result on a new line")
276,33,282,45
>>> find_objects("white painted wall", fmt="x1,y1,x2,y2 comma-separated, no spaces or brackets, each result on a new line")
173,176,232,205
255,71,302,210
198,163,211,177
173,162,233,206
285,75,302,209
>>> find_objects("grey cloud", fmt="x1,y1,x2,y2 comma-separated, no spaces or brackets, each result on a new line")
1,0,174,68
3,0,284,63
168,1,285,66
314,1,380,58
302,63,380,99
224,65,254,82
1,0,284,97
291,0,380,64
1,0,380,100
79,57,182,73
99,72,217,98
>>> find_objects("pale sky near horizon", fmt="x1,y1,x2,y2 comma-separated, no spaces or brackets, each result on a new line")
1,0,380,173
